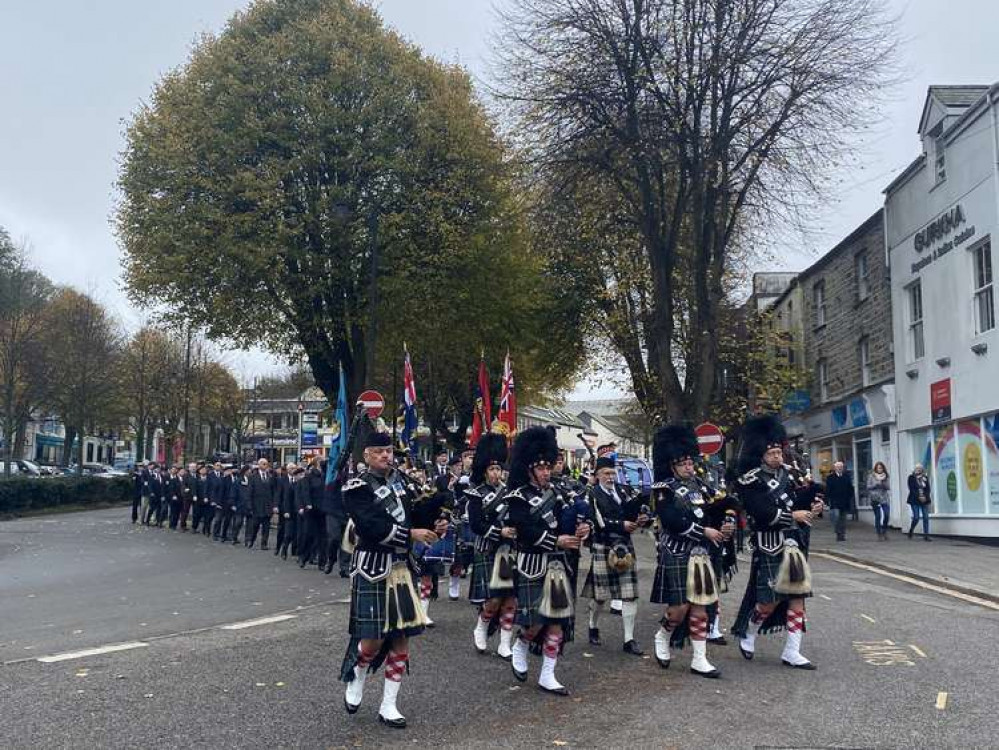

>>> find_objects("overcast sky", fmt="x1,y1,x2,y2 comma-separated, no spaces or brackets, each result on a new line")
1,0,998,394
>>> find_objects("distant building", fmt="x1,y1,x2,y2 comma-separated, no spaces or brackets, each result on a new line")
239,387,330,466
749,272,798,312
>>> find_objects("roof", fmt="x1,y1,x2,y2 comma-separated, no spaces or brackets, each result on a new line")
560,398,642,418
918,85,989,134
579,411,650,443
519,404,587,429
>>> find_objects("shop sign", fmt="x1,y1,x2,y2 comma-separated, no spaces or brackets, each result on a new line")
930,379,952,424
784,389,811,414
910,204,976,274
946,472,958,503
964,441,983,492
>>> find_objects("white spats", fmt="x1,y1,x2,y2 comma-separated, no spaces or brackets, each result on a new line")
538,655,565,692
781,628,812,667
690,638,718,676
709,614,723,640
448,575,461,599
344,665,367,709
587,599,603,629
420,597,433,627
511,637,529,675
497,628,514,659
378,678,405,724
740,632,756,656
473,617,489,653
621,600,638,642
654,627,671,663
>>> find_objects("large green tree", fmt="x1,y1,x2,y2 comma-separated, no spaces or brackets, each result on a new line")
117,0,581,412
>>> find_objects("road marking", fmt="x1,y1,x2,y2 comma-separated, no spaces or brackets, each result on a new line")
37,641,148,663
219,614,297,630
860,614,877,623
819,594,832,601
936,691,948,710
852,640,915,667
909,644,928,659
812,552,999,611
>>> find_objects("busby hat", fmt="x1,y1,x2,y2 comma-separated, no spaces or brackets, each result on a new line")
737,414,787,474
364,431,392,449
470,432,509,485
652,424,700,482
507,426,559,489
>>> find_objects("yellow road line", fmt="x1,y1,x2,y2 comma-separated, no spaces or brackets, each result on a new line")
936,691,948,710
811,552,999,612
860,614,877,623
909,644,928,658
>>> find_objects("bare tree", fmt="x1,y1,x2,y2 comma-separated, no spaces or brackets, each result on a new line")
43,289,123,471
497,0,896,422
0,236,54,474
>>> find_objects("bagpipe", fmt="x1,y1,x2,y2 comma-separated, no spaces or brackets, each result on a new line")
408,474,456,564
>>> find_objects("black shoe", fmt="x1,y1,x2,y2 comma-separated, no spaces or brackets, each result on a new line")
907,531,914,539
273,547,280,556
739,646,754,661
538,684,570,696
378,713,406,729
655,655,670,669
343,696,359,715
923,535,932,542
324,563,334,574
511,662,527,682
609,607,622,617
298,560,307,569
281,550,288,560
782,659,817,671
588,627,601,646
623,640,644,656
261,545,269,551
708,636,728,646
690,666,721,679
339,570,350,579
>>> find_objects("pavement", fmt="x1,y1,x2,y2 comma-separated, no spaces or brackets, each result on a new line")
808,515,999,603
2,506,997,749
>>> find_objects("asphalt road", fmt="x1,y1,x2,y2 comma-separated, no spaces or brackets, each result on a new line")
1,507,996,750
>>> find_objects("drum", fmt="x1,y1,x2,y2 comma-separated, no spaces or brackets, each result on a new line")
420,525,456,564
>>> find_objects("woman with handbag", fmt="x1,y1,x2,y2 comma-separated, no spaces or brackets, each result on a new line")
867,462,891,540
906,464,932,541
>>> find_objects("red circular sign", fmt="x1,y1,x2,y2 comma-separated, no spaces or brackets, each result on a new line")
694,422,725,456
357,390,385,419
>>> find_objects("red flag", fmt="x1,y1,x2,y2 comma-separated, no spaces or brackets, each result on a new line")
470,354,492,447
497,352,517,439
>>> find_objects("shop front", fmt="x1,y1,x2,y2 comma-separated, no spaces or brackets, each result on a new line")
803,385,899,526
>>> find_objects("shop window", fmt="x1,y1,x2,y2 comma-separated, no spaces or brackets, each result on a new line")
856,252,870,301
859,337,871,387
813,281,826,327
855,438,872,508
933,425,958,512
957,420,986,514
972,240,995,334
908,281,925,360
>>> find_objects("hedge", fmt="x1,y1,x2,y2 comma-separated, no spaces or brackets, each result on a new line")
0,476,133,515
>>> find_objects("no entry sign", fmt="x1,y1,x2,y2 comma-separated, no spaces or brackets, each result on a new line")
695,422,725,456
357,390,385,419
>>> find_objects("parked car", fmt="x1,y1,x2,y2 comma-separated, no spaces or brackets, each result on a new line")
0,460,43,477
616,456,652,499
82,463,128,477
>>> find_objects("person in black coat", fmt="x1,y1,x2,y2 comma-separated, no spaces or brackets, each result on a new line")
272,465,291,557
167,467,183,530
212,466,236,542
321,459,348,575
179,464,195,531
824,462,854,541
230,466,251,545
246,459,277,550
275,464,300,559
131,465,145,524
297,459,326,568
906,464,932,541
207,462,225,540
194,465,213,537
154,468,170,527
142,463,160,525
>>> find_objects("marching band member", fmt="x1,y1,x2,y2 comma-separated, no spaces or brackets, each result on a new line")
505,426,584,696
339,431,449,729
466,433,518,658
581,455,649,655
731,415,822,670
649,425,725,678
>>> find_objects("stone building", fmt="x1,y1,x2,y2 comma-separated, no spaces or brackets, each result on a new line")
770,209,900,520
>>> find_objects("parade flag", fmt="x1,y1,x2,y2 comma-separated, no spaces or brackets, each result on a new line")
469,354,492,447
497,352,517,438
325,364,348,487
401,346,418,454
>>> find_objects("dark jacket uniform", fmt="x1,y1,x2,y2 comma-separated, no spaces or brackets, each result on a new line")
249,470,275,517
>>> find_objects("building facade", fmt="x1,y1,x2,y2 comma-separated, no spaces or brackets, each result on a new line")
885,84,999,538
769,210,901,523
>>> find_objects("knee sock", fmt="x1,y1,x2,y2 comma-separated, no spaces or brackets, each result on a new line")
384,647,408,683
588,599,604,629
689,612,708,642
500,603,517,632
543,630,563,659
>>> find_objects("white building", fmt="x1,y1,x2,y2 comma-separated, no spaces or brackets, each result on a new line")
885,84,999,537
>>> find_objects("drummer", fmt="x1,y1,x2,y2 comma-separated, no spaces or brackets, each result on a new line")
414,461,456,626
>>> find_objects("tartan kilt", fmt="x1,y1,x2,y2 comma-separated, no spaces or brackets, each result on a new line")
469,548,515,603
754,548,813,605
348,569,425,640
581,541,638,601
515,556,574,641
650,547,690,606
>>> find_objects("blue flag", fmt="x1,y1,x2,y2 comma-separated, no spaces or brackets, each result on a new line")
326,364,348,487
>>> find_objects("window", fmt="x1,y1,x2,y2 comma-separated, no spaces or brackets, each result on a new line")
855,252,870,301
817,359,829,402
973,240,995,334
909,281,925,360
859,337,871,387
934,134,946,184
813,281,826,327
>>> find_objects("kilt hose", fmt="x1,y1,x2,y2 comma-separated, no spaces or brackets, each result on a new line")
469,549,515,604
650,547,691,607
581,541,638,601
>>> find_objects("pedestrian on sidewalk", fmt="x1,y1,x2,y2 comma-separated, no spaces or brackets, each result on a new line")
867,462,891,540
906,464,932,541
825,461,853,542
